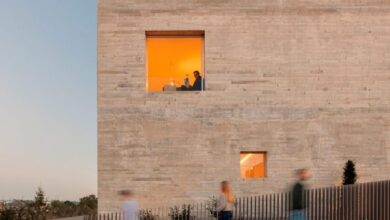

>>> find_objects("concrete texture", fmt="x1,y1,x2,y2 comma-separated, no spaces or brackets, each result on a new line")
98,0,390,212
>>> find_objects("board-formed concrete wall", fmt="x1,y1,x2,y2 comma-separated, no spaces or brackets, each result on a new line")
98,0,390,212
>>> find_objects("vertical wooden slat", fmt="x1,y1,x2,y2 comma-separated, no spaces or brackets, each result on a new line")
348,185,351,220
326,187,333,219
268,194,271,220
254,195,257,219
379,181,386,219
288,191,291,220
234,198,237,220
352,184,355,220
363,182,367,220
258,195,261,220
330,187,334,220
380,181,383,220
374,182,378,220
322,187,326,220
358,183,361,220
315,188,319,220
269,193,272,220
386,181,389,220
316,188,319,220
195,203,198,220
331,186,335,220
266,193,269,220
356,185,359,220
374,182,380,219
323,187,327,220
367,182,370,220
383,181,386,220
244,196,247,220
369,182,374,220
250,196,253,219
349,184,352,220
362,183,365,220
273,193,276,220
376,181,380,220
335,187,338,220
275,193,280,219
318,187,322,220
380,181,384,220
346,185,349,220
371,182,375,220
282,192,285,220
238,197,241,220
319,187,323,220
284,192,287,219
310,189,314,220
387,180,390,220
304,190,309,220
373,182,376,220
244,197,247,220
333,186,336,220
271,193,274,220
261,194,265,220
365,183,368,220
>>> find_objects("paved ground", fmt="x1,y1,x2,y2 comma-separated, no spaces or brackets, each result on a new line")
50,216,84,220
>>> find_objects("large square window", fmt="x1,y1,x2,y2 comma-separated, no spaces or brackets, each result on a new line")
240,152,266,178
146,31,205,92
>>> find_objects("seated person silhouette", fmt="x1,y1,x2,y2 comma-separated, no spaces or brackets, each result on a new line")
191,70,203,91
180,70,204,91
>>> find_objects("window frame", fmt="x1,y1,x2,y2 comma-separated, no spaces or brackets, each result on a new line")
145,30,206,92
240,151,267,179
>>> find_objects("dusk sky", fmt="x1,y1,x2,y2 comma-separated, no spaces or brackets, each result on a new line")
0,0,97,200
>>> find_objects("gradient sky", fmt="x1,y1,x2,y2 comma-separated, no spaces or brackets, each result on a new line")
0,0,97,201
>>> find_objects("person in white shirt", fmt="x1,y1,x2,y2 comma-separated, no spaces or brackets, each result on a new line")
216,181,235,220
118,190,139,220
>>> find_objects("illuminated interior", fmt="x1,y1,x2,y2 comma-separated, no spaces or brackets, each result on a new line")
146,35,204,92
240,152,266,178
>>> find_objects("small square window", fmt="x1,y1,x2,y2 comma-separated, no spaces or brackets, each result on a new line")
240,152,266,178
146,31,205,92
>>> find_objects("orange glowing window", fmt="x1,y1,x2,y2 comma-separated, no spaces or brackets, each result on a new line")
240,152,266,178
146,31,204,92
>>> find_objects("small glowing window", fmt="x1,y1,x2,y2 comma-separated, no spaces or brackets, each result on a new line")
146,31,205,92
240,152,266,178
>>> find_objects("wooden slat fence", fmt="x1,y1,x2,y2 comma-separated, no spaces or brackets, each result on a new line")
86,179,390,220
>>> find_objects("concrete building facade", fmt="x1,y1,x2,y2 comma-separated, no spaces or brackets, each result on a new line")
98,0,390,211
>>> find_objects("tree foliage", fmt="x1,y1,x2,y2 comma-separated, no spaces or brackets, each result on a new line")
0,187,97,219
343,160,357,185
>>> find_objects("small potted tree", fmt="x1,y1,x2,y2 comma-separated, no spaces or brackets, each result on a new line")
343,160,357,185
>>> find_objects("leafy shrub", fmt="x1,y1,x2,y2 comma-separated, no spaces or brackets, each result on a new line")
168,204,193,220
205,196,218,218
343,160,357,185
140,209,157,220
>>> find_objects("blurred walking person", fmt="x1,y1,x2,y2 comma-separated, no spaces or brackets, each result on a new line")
118,190,139,220
289,168,310,220
216,181,235,220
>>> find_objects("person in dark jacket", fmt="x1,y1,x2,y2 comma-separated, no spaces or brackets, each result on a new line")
191,70,203,91
290,168,310,220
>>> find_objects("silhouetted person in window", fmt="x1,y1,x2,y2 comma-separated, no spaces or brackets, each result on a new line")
289,168,310,220
191,70,203,91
